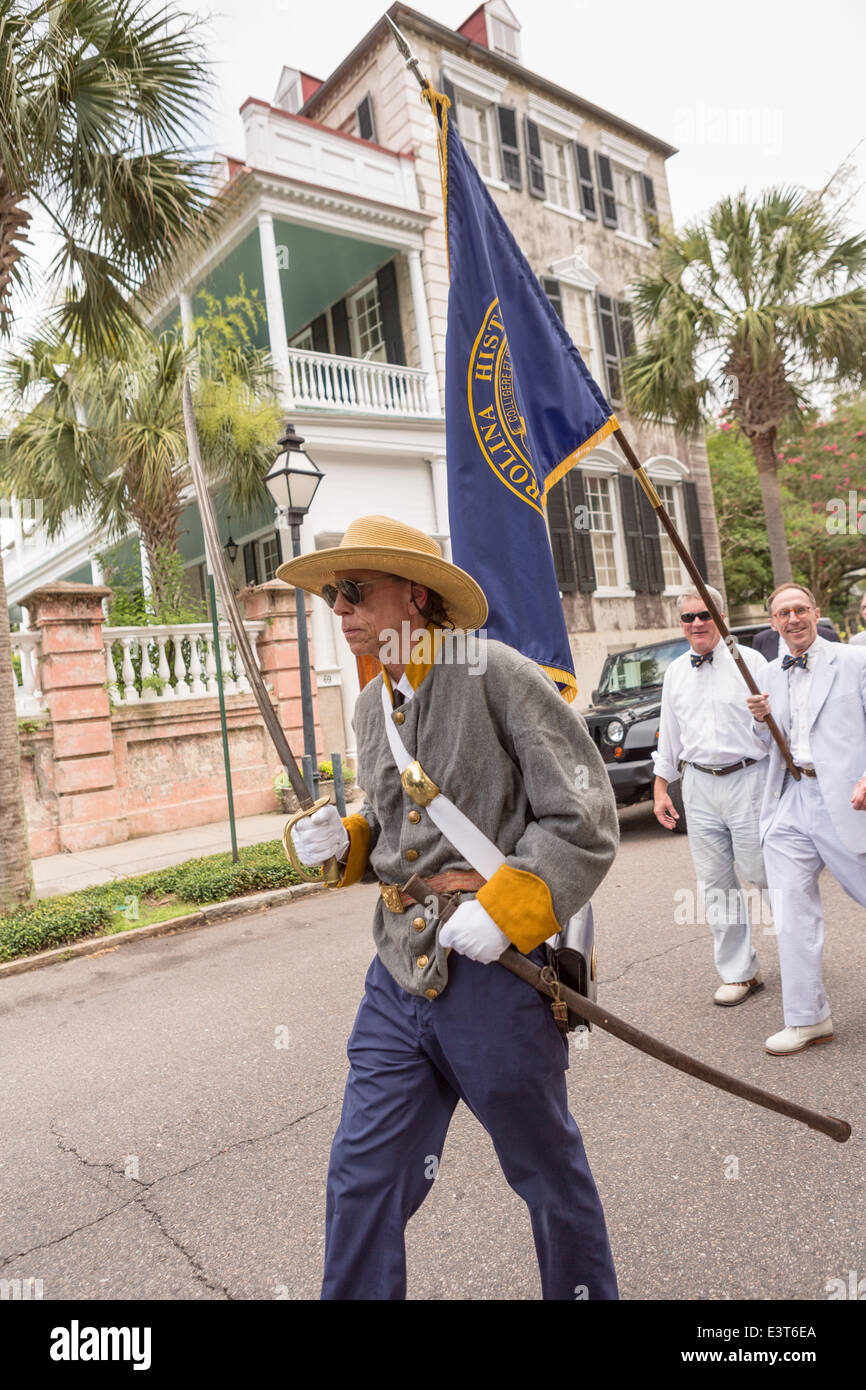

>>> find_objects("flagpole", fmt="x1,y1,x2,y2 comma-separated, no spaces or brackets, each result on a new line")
387,15,799,780
611,431,799,779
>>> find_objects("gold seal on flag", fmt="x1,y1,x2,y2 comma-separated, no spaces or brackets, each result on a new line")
468,298,543,515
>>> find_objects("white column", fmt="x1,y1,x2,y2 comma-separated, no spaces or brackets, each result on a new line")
406,247,440,414
179,290,194,345
428,454,451,560
139,536,153,601
257,210,293,407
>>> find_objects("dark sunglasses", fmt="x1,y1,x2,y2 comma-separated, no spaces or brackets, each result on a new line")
321,578,384,609
680,610,712,624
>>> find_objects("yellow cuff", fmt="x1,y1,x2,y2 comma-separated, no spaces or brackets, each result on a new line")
338,815,370,887
476,863,560,954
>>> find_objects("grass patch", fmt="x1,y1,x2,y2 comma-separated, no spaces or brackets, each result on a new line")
0,841,312,964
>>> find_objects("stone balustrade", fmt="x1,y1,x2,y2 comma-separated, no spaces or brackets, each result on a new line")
103,621,266,705
11,630,46,716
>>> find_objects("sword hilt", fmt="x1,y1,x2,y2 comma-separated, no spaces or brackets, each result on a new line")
281,795,342,886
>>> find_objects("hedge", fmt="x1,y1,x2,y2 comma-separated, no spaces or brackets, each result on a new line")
0,841,310,963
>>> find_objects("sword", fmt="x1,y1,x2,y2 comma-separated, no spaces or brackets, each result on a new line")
181,372,340,884
403,875,851,1145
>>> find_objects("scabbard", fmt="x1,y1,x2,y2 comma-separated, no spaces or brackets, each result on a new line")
400,874,851,1145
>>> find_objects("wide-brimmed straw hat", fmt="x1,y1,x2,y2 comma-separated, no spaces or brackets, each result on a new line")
275,515,488,630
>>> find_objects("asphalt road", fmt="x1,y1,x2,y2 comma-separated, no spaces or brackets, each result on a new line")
1,802,863,1302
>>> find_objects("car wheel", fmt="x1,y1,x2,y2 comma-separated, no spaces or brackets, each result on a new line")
668,778,688,834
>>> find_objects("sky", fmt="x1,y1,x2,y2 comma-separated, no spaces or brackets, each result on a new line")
199,0,866,232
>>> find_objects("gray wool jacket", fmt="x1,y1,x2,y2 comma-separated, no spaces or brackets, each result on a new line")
344,637,619,998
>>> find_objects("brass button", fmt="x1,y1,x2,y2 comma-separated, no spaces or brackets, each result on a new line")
405,848,419,862
425,988,438,1000
412,916,426,932
407,809,421,824
393,710,405,725
417,955,429,969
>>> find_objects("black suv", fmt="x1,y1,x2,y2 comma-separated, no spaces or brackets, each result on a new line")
581,624,772,833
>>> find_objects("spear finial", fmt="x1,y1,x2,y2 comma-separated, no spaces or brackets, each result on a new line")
385,12,430,92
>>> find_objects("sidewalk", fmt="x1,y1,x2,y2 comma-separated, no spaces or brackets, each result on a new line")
32,812,291,898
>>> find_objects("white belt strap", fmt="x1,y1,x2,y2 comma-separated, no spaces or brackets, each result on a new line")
381,681,505,879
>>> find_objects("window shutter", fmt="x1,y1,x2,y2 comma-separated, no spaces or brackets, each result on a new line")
570,468,597,593
573,142,597,219
331,298,351,356
311,313,329,353
596,293,621,402
595,152,618,228
641,173,659,244
440,72,458,131
636,483,666,593
617,474,648,592
614,299,636,360
242,541,259,587
540,276,564,323
356,93,376,142
376,260,405,365
682,480,708,580
523,116,546,198
495,105,522,188
546,475,577,593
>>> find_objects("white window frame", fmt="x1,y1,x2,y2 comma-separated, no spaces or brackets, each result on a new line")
598,131,653,248
487,12,520,60
645,459,691,595
348,279,386,362
453,89,497,183
526,95,586,221
548,254,603,384
257,532,282,583
580,463,630,597
439,53,509,192
290,325,315,352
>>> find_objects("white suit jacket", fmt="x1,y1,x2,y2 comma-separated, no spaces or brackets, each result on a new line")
757,636,866,854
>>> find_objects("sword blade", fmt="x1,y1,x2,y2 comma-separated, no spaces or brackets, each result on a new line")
181,372,313,809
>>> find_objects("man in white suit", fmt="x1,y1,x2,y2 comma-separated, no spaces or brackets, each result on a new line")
746,583,866,1055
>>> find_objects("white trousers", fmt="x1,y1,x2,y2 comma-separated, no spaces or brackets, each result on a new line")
681,759,768,984
762,774,866,1026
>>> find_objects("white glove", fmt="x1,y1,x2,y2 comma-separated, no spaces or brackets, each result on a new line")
438,898,510,965
290,805,349,866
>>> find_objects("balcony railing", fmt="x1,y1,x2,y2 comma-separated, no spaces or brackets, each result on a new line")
11,631,46,717
287,347,434,416
104,621,267,706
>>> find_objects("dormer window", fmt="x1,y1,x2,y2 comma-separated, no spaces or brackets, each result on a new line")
488,13,519,58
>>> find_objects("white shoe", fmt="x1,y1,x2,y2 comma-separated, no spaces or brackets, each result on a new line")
714,973,763,1006
765,1017,834,1055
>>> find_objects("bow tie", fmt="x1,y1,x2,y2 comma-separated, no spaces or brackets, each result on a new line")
782,653,808,671
691,651,713,668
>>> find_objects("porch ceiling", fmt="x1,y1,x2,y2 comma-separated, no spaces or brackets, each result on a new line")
188,221,395,344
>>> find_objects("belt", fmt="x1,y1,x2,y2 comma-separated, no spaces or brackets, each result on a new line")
795,764,817,778
379,870,485,913
682,757,757,778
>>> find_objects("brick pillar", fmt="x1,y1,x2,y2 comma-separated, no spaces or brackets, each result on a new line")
23,581,127,852
240,580,323,763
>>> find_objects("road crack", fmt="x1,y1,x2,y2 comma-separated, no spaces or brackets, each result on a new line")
599,932,707,986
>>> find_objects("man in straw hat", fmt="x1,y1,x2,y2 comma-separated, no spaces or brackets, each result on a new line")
279,515,619,1300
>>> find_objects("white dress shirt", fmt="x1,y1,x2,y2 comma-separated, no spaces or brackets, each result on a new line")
787,637,818,765
653,640,770,783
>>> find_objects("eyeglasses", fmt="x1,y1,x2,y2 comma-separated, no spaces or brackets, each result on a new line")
774,605,813,621
321,578,388,609
680,610,712,624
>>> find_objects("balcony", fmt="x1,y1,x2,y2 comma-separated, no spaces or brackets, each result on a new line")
287,347,436,417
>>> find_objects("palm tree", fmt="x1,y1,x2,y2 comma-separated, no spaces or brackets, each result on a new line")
0,0,216,909
623,186,866,585
2,300,284,615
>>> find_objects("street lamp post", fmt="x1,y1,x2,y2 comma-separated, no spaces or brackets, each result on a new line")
263,424,324,797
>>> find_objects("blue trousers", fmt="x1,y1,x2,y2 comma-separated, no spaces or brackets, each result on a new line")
321,950,618,1300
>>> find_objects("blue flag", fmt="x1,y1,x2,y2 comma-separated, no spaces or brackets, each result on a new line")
441,109,617,700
